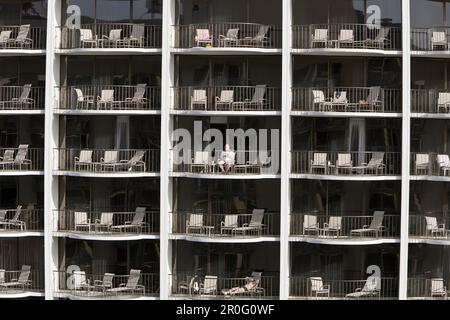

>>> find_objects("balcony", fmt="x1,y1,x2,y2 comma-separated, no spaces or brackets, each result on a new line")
0,267,44,298
54,209,159,240
0,206,43,235
56,85,161,113
0,25,46,51
54,148,160,176
172,86,281,114
291,151,401,178
0,86,45,112
173,23,281,50
289,276,398,300
411,27,450,53
408,278,450,299
290,212,400,243
292,24,401,52
0,146,44,174
171,273,279,299
59,24,162,50
54,270,159,300
170,211,279,241
292,87,401,115
411,152,450,178
171,150,279,178
411,89,450,115
409,214,450,241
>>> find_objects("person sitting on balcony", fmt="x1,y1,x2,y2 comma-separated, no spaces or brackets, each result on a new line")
218,144,235,174
221,275,259,296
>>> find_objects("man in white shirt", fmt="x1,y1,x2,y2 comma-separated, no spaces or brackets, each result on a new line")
218,144,235,173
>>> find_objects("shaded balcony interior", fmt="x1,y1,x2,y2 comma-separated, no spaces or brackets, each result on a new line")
171,116,280,175
411,58,450,114
57,176,160,235
410,181,450,239
0,237,44,295
0,57,45,110
411,0,450,51
0,115,44,171
171,178,280,238
174,56,281,111
58,56,161,111
411,119,450,176
292,56,402,113
171,242,280,298
408,244,450,299
0,0,47,49
59,0,162,48
0,176,43,232
291,117,402,176
291,180,401,239
174,0,281,48
56,115,160,173
292,0,402,50
56,238,160,297
289,243,399,299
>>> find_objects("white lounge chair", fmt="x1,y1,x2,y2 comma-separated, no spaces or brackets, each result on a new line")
74,88,94,109
107,269,145,295
80,29,98,48
0,149,14,167
431,278,448,298
231,209,265,236
74,211,92,232
311,29,328,48
310,152,328,174
303,214,319,236
437,92,450,113
3,84,33,110
219,28,239,47
8,25,32,48
110,207,148,233
97,89,114,110
233,85,266,111
358,86,382,111
222,272,265,297
1,144,32,171
0,30,12,47
322,216,342,237
311,90,330,111
94,212,114,232
337,29,354,48
346,276,381,299
334,153,352,174
199,275,218,295
0,205,24,230
240,25,270,48
195,29,213,47
100,150,119,171
94,272,115,292
191,89,207,110
101,29,122,48
74,150,93,171
437,154,450,176
365,27,390,49
215,90,234,110
125,84,149,109
309,277,330,298
359,152,385,175
220,215,239,235
191,151,210,173
73,270,92,291
350,211,385,238
415,153,431,175
185,213,214,235
431,31,447,51
126,24,145,48
425,216,449,238
0,265,32,291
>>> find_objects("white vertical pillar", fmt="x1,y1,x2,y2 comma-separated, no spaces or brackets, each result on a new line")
399,0,411,301
280,0,292,300
160,0,175,299
44,0,61,300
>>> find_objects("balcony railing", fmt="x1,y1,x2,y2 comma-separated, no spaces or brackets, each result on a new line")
410,89,450,114
173,23,281,49
292,24,401,50
54,209,159,235
171,211,280,238
0,269,44,295
409,214,450,239
0,25,46,50
0,208,43,232
289,276,399,299
59,24,162,49
56,85,161,111
54,271,160,298
172,86,281,112
292,87,401,113
410,152,450,177
408,278,450,299
290,212,400,239
411,27,450,51
291,151,401,176
0,147,44,172
0,86,45,110
171,150,279,175
171,273,279,299
54,148,160,173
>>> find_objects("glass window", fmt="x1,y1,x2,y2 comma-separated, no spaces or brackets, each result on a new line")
0,0,21,25
96,0,130,23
